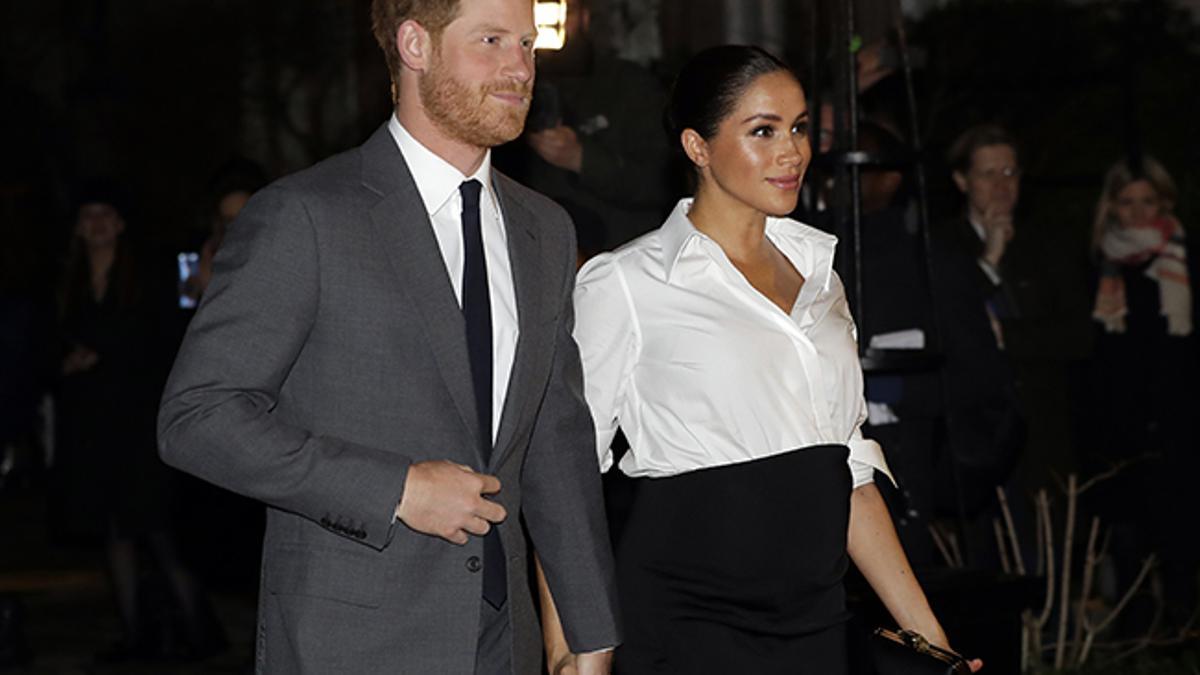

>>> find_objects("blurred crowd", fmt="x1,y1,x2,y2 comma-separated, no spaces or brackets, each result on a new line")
1,9,1197,667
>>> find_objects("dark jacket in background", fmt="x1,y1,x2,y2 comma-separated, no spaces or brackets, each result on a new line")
497,54,673,250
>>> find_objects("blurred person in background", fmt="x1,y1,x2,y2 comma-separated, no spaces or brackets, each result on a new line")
944,125,1092,509
1087,156,1199,632
53,183,223,662
497,0,672,250
180,158,268,306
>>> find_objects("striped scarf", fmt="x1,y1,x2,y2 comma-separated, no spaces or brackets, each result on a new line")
1092,215,1192,336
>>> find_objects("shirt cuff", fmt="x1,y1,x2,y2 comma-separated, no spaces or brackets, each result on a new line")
848,435,895,488
976,258,1003,286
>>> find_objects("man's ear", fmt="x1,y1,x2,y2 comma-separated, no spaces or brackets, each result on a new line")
952,170,968,194
397,19,433,71
680,129,710,169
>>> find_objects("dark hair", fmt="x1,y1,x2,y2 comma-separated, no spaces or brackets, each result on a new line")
665,45,793,142
72,177,132,222
947,124,1019,174
208,157,268,203
61,179,141,317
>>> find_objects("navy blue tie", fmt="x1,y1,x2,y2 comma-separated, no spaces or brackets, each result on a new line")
460,179,506,609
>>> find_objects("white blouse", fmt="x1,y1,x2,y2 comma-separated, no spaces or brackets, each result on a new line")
574,198,892,488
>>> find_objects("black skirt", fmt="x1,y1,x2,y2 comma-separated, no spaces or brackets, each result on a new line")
614,445,852,675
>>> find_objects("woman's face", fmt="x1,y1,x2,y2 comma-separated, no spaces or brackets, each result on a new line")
1113,179,1163,229
695,71,811,217
75,202,125,249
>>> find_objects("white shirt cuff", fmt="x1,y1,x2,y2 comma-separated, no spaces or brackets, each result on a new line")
976,258,1003,286
848,436,895,488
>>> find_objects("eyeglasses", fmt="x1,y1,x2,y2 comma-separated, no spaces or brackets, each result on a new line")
969,166,1021,181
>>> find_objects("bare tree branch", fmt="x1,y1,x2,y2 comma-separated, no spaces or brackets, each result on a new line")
1070,516,1101,666
996,485,1026,575
1077,453,1157,494
1054,474,1079,670
929,523,959,569
1036,490,1056,628
993,517,1012,575
1079,554,1157,665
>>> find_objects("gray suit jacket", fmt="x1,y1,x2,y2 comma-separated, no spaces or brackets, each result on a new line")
159,124,620,674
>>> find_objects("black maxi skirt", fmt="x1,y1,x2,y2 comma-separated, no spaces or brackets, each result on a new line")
614,445,853,675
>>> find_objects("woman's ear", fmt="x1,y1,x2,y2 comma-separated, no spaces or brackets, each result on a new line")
681,129,710,170
397,20,432,71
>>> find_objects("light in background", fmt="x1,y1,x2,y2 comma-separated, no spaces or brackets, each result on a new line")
534,1,568,50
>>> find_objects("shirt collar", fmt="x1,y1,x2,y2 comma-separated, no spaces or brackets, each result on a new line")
660,197,838,293
967,215,986,242
387,114,497,216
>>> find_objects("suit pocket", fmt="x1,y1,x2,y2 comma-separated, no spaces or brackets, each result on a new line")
265,543,385,609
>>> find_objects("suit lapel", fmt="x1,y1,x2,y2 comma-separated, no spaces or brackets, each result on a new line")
361,125,485,462
491,175,545,468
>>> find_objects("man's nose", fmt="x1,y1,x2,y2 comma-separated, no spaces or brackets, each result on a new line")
503,45,534,84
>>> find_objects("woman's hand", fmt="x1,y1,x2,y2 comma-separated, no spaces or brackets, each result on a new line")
550,650,613,675
847,485,983,671
921,628,983,672
62,346,99,375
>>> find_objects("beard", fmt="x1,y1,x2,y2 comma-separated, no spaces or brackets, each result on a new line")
419,54,532,149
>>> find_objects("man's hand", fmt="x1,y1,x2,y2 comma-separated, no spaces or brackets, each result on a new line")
980,205,1014,268
527,125,584,173
550,650,613,675
395,460,506,545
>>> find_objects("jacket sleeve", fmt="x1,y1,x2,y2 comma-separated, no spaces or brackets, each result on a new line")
520,213,622,654
157,184,410,551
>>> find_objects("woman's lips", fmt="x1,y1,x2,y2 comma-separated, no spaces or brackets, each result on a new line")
767,175,801,191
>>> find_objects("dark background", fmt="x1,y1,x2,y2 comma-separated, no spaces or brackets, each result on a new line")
2,0,1198,282
1,0,1198,671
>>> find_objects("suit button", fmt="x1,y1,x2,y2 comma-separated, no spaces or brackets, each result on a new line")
465,556,482,573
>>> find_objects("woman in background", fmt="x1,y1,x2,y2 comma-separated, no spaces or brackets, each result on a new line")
55,185,220,661
1089,157,1199,631
538,46,979,674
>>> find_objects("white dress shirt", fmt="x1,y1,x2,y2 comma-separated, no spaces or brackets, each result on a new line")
574,198,892,488
388,116,518,442
969,216,1004,286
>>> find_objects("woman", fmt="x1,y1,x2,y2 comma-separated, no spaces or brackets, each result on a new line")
539,46,977,674
1088,157,1198,631
55,187,221,661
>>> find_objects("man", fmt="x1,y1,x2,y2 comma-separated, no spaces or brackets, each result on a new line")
941,125,1092,491
944,125,1094,357
497,0,671,251
943,124,1023,342
157,1,620,673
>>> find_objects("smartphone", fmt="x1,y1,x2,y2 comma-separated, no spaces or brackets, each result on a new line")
177,251,200,309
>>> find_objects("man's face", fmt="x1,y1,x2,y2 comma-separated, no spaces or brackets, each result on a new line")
954,143,1020,219
418,0,537,149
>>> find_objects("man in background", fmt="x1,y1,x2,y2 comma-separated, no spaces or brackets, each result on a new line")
498,0,672,251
